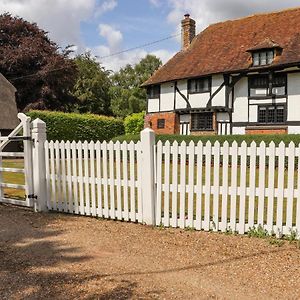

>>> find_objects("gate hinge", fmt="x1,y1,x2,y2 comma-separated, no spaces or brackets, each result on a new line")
27,194,38,200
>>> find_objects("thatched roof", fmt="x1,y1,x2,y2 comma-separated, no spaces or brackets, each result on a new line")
0,73,18,129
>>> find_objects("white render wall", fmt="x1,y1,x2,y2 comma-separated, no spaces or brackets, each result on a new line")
160,82,174,111
232,77,248,123
211,75,226,107
147,98,159,113
287,73,300,122
175,80,188,109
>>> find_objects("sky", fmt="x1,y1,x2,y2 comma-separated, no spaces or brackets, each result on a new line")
1,0,300,71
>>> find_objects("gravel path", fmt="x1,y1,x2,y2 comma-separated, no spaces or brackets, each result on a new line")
1,204,300,299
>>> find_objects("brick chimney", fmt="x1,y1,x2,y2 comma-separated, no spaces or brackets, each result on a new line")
181,14,196,50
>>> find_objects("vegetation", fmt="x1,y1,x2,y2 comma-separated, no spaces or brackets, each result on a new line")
0,14,77,111
109,55,162,118
112,133,300,145
124,112,145,135
27,110,124,142
72,52,111,115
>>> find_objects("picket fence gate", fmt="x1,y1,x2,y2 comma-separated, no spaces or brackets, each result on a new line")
41,127,300,238
0,113,47,211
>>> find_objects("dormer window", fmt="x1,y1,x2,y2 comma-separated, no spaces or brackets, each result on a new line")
252,50,274,66
247,38,282,68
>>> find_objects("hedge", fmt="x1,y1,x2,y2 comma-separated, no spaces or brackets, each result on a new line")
28,110,124,142
124,111,145,135
112,133,300,146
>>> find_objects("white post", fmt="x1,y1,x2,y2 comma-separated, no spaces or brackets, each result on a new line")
19,113,34,207
141,128,156,225
32,118,47,212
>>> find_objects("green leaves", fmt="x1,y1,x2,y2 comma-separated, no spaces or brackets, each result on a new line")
72,52,111,115
110,54,162,118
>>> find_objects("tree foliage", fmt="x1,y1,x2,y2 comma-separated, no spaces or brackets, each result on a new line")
110,54,162,118
72,52,111,115
0,14,77,111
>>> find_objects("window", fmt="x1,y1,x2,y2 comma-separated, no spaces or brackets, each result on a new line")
188,77,211,94
252,50,274,66
191,113,213,131
157,119,165,129
147,85,160,98
249,74,286,98
258,105,286,124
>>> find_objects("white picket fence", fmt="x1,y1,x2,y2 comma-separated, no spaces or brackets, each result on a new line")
44,140,144,223
41,129,300,238
155,140,300,236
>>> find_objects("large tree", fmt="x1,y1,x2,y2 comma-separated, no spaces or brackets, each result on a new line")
0,14,77,111
110,54,162,118
72,53,111,115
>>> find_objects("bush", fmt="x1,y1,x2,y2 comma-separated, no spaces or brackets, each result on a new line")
124,112,145,135
112,133,300,146
27,110,124,142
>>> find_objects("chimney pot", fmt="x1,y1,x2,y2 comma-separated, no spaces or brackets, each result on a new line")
181,14,196,50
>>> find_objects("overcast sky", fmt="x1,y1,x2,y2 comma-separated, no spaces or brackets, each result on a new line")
1,0,300,71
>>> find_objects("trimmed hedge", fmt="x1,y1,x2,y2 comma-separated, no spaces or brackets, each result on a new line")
112,133,300,146
124,111,145,135
28,110,124,142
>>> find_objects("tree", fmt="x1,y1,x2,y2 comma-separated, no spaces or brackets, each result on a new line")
110,54,162,118
72,53,111,115
0,14,77,111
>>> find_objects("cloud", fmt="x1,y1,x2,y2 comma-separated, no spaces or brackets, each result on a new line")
0,0,119,49
93,23,174,71
149,0,161,7
166,0,300,33
95,0,117,17
98,23,123,52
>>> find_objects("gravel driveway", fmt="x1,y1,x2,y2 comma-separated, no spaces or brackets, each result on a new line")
1,204,300,299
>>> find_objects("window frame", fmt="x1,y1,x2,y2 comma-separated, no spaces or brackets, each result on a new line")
248,73,287,99
257,104,287,124
157,119,165,129
147,85,161,99
188,77,212,94
252,50,274,67
191,112,214,131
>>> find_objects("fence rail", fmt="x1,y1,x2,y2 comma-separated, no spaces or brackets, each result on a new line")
42,130,300,239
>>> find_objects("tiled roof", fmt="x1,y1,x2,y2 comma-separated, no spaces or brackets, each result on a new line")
246,38,282,52
143,7,300,86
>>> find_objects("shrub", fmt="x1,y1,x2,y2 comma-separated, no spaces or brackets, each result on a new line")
112,133,300,146
124,111,145,135
27,110,124,142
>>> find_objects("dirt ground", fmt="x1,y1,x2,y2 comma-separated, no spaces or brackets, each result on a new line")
1,205,300,300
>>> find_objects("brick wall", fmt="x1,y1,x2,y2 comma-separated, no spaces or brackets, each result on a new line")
145,112,180,134
245,127,287,135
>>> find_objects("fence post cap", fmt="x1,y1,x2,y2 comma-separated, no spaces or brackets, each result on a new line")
32,118,46,127
141,128,155,134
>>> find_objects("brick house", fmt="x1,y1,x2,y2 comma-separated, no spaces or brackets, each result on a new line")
143,8,300,135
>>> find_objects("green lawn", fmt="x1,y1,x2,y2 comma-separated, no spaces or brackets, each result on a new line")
1,159,25,199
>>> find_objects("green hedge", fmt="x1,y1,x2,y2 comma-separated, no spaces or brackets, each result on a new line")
28,110,124,142
124,111,145,135
112,133,300,146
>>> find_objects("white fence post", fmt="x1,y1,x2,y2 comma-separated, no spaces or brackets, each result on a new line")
141,128,156,225
32,118,47,212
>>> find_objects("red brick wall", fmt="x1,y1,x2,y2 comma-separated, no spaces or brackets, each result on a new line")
246,128,287,135
145,112,180,135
